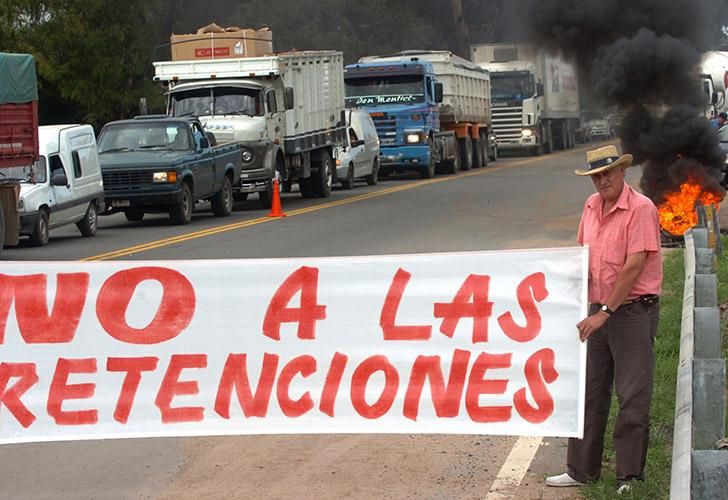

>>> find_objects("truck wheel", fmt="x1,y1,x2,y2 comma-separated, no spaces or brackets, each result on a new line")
447,142,461,174
124,210,144,222
299,178,315,199
30,209,49,246
0,204,5,257
77,202,98,237
282,180,292,193
421,139,436,178
459,137,473,171
341,163,355,189
212,176,233,216
233,193,248,202
170,183,193,225
490,143,498,162
365,158,379,185
312,150,333,198
480,132,489,168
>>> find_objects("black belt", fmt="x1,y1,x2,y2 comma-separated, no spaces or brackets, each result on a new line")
593,294,660,311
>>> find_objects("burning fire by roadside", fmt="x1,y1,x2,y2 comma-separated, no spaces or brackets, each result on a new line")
657,179,723,236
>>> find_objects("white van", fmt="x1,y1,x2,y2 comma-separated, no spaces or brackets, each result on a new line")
5,125,105,246
335,109,381,188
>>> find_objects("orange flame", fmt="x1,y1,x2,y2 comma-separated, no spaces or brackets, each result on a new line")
658,179,723,236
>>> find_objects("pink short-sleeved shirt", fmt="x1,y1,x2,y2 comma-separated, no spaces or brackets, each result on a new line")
577,183,662,304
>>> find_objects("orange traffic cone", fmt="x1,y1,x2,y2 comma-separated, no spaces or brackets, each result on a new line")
267,177,287,218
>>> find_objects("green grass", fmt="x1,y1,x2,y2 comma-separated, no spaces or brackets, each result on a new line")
580,244,688,499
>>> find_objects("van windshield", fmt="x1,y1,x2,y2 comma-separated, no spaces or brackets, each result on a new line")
170,87,263,117
0,157,47,183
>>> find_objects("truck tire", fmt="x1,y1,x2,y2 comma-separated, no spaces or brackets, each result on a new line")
365,158,379,185
233,193,248,202
341,163,355,189
0,203,5,257
459,136,473,171
312,150,333,198
446,142,461,174
77,202,98,237
170,182,193,225
421,139,436,179
124,210,144,222
299,177,316,199
30,209,49,246
212,176,233,216
479,131,489,167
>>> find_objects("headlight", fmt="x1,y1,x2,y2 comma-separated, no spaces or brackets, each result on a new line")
241,148,254,163
153,171,177,183
17,198,24,210
406,132,425,144
521,129,533,138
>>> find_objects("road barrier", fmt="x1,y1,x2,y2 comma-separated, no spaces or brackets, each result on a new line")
670,205,728,499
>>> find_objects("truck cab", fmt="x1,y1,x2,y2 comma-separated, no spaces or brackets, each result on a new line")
344,60,444,177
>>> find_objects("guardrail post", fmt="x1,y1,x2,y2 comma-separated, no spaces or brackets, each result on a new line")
692,359,726,450
691,451,728,500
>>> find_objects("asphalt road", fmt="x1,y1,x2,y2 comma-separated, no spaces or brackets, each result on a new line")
0,140,635,499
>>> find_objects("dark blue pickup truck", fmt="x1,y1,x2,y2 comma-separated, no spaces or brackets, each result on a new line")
98,116,242,224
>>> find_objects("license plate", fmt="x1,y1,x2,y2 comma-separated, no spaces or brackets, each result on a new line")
111,200,130,208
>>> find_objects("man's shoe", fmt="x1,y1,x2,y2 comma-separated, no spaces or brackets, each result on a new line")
617,482,632,494
545,473,584,487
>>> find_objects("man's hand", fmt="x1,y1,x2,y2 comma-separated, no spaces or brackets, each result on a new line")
576,311,609,342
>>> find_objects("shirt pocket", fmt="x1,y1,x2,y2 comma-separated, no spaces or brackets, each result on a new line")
603,235,627,267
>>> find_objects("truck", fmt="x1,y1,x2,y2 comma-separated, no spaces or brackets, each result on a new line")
0,52,39,256
471,43,580,155
97,116,242,225
699,51,728,119
153,51,347,207
344,50,493,178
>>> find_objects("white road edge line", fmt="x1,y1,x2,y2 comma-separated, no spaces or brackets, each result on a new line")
483,435,543,499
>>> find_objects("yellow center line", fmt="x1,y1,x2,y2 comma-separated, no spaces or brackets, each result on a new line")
82,147,582,261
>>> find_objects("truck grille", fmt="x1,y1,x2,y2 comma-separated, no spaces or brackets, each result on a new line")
371,114,398,146
102,171,154,191
492,106,524,141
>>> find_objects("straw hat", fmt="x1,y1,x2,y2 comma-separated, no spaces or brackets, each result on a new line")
574,145,633,176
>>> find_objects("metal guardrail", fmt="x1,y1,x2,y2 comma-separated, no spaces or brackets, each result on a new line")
670,205,728,499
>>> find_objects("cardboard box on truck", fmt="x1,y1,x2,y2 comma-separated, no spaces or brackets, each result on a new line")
170,24,273,61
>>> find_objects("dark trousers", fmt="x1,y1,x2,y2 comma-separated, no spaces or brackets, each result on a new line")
567,300,660,483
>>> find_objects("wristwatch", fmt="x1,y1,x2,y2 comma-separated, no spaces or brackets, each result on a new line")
601,304,615,315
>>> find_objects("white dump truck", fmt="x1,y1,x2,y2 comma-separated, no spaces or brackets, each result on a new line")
699,51,728,119
347,50,493,176
471,43,580,155
153,51,346,206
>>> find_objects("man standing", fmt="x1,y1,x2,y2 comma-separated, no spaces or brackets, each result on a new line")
546,145,662,494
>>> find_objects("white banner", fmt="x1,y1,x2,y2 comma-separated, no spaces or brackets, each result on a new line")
0,248,587,444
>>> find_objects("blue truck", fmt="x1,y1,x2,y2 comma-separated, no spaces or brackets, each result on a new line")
344,51,494,178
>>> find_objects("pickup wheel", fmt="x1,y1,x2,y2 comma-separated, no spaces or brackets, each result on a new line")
212,176,233,217
124,210,144,222
77,202,98,237
170,183,193,225
341,163,355,189
30,208,49,246
365,158,379,185
312,150,333,198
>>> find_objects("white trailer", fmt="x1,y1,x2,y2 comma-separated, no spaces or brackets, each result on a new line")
153,51,346,205
699,51,728,119
471,43,580,155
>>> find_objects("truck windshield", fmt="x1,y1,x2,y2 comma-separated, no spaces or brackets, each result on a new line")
491,72,534,102
98,123,191,152
0,157,47,183
345,75,425,107
170,87,263,117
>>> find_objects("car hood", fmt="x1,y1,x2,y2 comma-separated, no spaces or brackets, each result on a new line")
19,182,47,199
99,150,190,169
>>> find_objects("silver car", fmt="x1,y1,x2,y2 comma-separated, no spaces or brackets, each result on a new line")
335,109,381,188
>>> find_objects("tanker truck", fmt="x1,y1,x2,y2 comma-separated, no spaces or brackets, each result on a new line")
471,43,580,156
344,50,494,178
0,53,39,256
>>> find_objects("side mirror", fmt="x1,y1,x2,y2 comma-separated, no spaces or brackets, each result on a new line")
712,92,719,105
434,83,444,103
351,139,365,148
284,87,295,110
199,137,210,150
536,83,544,97
51,172,68,187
